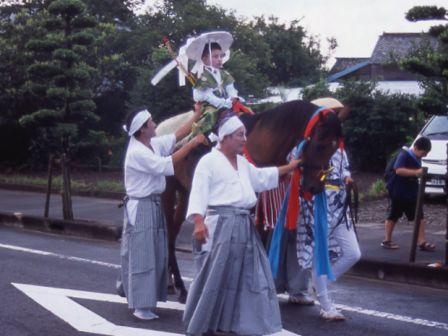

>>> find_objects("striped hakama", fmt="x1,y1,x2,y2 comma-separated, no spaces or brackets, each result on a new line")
184,206,282,336
121,194,168,309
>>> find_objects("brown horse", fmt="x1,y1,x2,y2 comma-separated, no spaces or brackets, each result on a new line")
158,100,345,303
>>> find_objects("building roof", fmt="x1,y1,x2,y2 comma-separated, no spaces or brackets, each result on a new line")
329,57,370,75
327,32,438,82
327,60,370,82
370,32,437,64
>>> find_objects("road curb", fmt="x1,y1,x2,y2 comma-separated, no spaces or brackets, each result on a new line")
349,258,448,290
0,183,123,200
0,212,122,242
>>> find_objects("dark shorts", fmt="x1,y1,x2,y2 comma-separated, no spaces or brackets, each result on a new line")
387,198,423,222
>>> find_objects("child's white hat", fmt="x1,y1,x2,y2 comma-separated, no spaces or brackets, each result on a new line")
151,31,233,87
185,31,233,61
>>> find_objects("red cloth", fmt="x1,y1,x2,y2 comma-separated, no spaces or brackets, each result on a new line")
286,168,301,230
232,100,254,115
285,108,335,230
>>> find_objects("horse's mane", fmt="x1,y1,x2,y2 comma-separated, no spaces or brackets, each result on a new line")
242,100,317,137
321,110,343,140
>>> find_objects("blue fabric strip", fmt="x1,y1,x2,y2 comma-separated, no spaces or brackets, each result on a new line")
313,191,335,280
268,106,330,279
268,186,290,279
311,106,327,120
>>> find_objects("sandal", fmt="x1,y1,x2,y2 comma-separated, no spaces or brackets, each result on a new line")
381,240,399,249
419,242,436,252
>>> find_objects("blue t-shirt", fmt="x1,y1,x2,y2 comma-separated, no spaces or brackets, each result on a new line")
391,149,421,201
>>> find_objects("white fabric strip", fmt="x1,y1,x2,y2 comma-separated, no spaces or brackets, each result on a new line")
218,116,244,141
126,109,151,136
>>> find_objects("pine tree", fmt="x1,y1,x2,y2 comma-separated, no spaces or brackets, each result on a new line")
402,5,448,115
19,0,97,219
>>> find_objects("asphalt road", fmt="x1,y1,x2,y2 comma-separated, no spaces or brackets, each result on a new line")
1,226,447,336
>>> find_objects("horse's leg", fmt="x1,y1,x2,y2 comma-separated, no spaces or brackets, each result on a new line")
162,176,177,295
170,184,189,303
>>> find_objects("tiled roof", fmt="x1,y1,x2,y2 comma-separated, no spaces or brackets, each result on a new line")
370,32,438,64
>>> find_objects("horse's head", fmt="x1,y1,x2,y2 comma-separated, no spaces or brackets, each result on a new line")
300,108,345,195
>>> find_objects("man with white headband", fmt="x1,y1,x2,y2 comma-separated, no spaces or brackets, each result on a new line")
183,116,301,335
121,105,205,321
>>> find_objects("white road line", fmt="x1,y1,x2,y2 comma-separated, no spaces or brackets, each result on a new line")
12,283,185,336
12,283,300,336
3,243,448,331
277,294,448,331
0,243,121,269
334,303,448,331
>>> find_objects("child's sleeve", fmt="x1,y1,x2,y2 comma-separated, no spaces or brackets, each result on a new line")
225,83,239,100
222,70,239,100
193,87,232,109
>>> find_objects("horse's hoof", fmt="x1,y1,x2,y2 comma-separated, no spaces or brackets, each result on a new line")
178,290,188,304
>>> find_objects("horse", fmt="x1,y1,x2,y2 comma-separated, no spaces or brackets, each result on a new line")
156,100,345,303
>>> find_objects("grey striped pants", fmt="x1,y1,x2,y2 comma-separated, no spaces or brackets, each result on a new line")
120,195,168,309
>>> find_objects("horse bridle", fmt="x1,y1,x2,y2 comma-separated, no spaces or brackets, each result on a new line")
294,107,342,185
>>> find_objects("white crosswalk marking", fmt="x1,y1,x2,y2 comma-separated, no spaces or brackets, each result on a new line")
12,283,300,336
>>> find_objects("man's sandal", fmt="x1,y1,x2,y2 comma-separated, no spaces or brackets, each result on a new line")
419,242,436,252
381,240,399,249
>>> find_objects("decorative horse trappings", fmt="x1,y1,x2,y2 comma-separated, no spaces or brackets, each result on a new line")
268,107,345,281
157,100,345,303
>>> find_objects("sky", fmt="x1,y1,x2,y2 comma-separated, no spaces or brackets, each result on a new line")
143,1,446,65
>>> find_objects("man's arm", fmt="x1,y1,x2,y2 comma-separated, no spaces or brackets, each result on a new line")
171,134,207,166
186,158,211,243
278,159,302,176
174,103,203,141
192,214,209,243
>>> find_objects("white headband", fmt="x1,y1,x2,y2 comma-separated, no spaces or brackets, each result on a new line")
123,110,151,136
218,116,244,141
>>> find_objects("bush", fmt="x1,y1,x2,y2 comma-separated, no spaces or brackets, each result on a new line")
336,80,424,171
367,178,387,198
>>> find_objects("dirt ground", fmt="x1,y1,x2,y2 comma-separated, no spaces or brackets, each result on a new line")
357,197,446,228
353,171,447,229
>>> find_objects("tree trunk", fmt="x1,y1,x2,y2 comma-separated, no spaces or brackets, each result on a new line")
44,154,54,218
61,153,74,220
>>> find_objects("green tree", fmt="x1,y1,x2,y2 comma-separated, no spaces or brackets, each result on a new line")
402,5,448,115
301,78,333,102
18,0,98,219
250,16,325,86
0,0,139,167
335,80,423,170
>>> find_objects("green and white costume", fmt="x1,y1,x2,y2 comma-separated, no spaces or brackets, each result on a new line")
192,66,238,135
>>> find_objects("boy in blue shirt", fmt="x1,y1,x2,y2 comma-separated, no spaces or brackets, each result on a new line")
382,136,434,251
